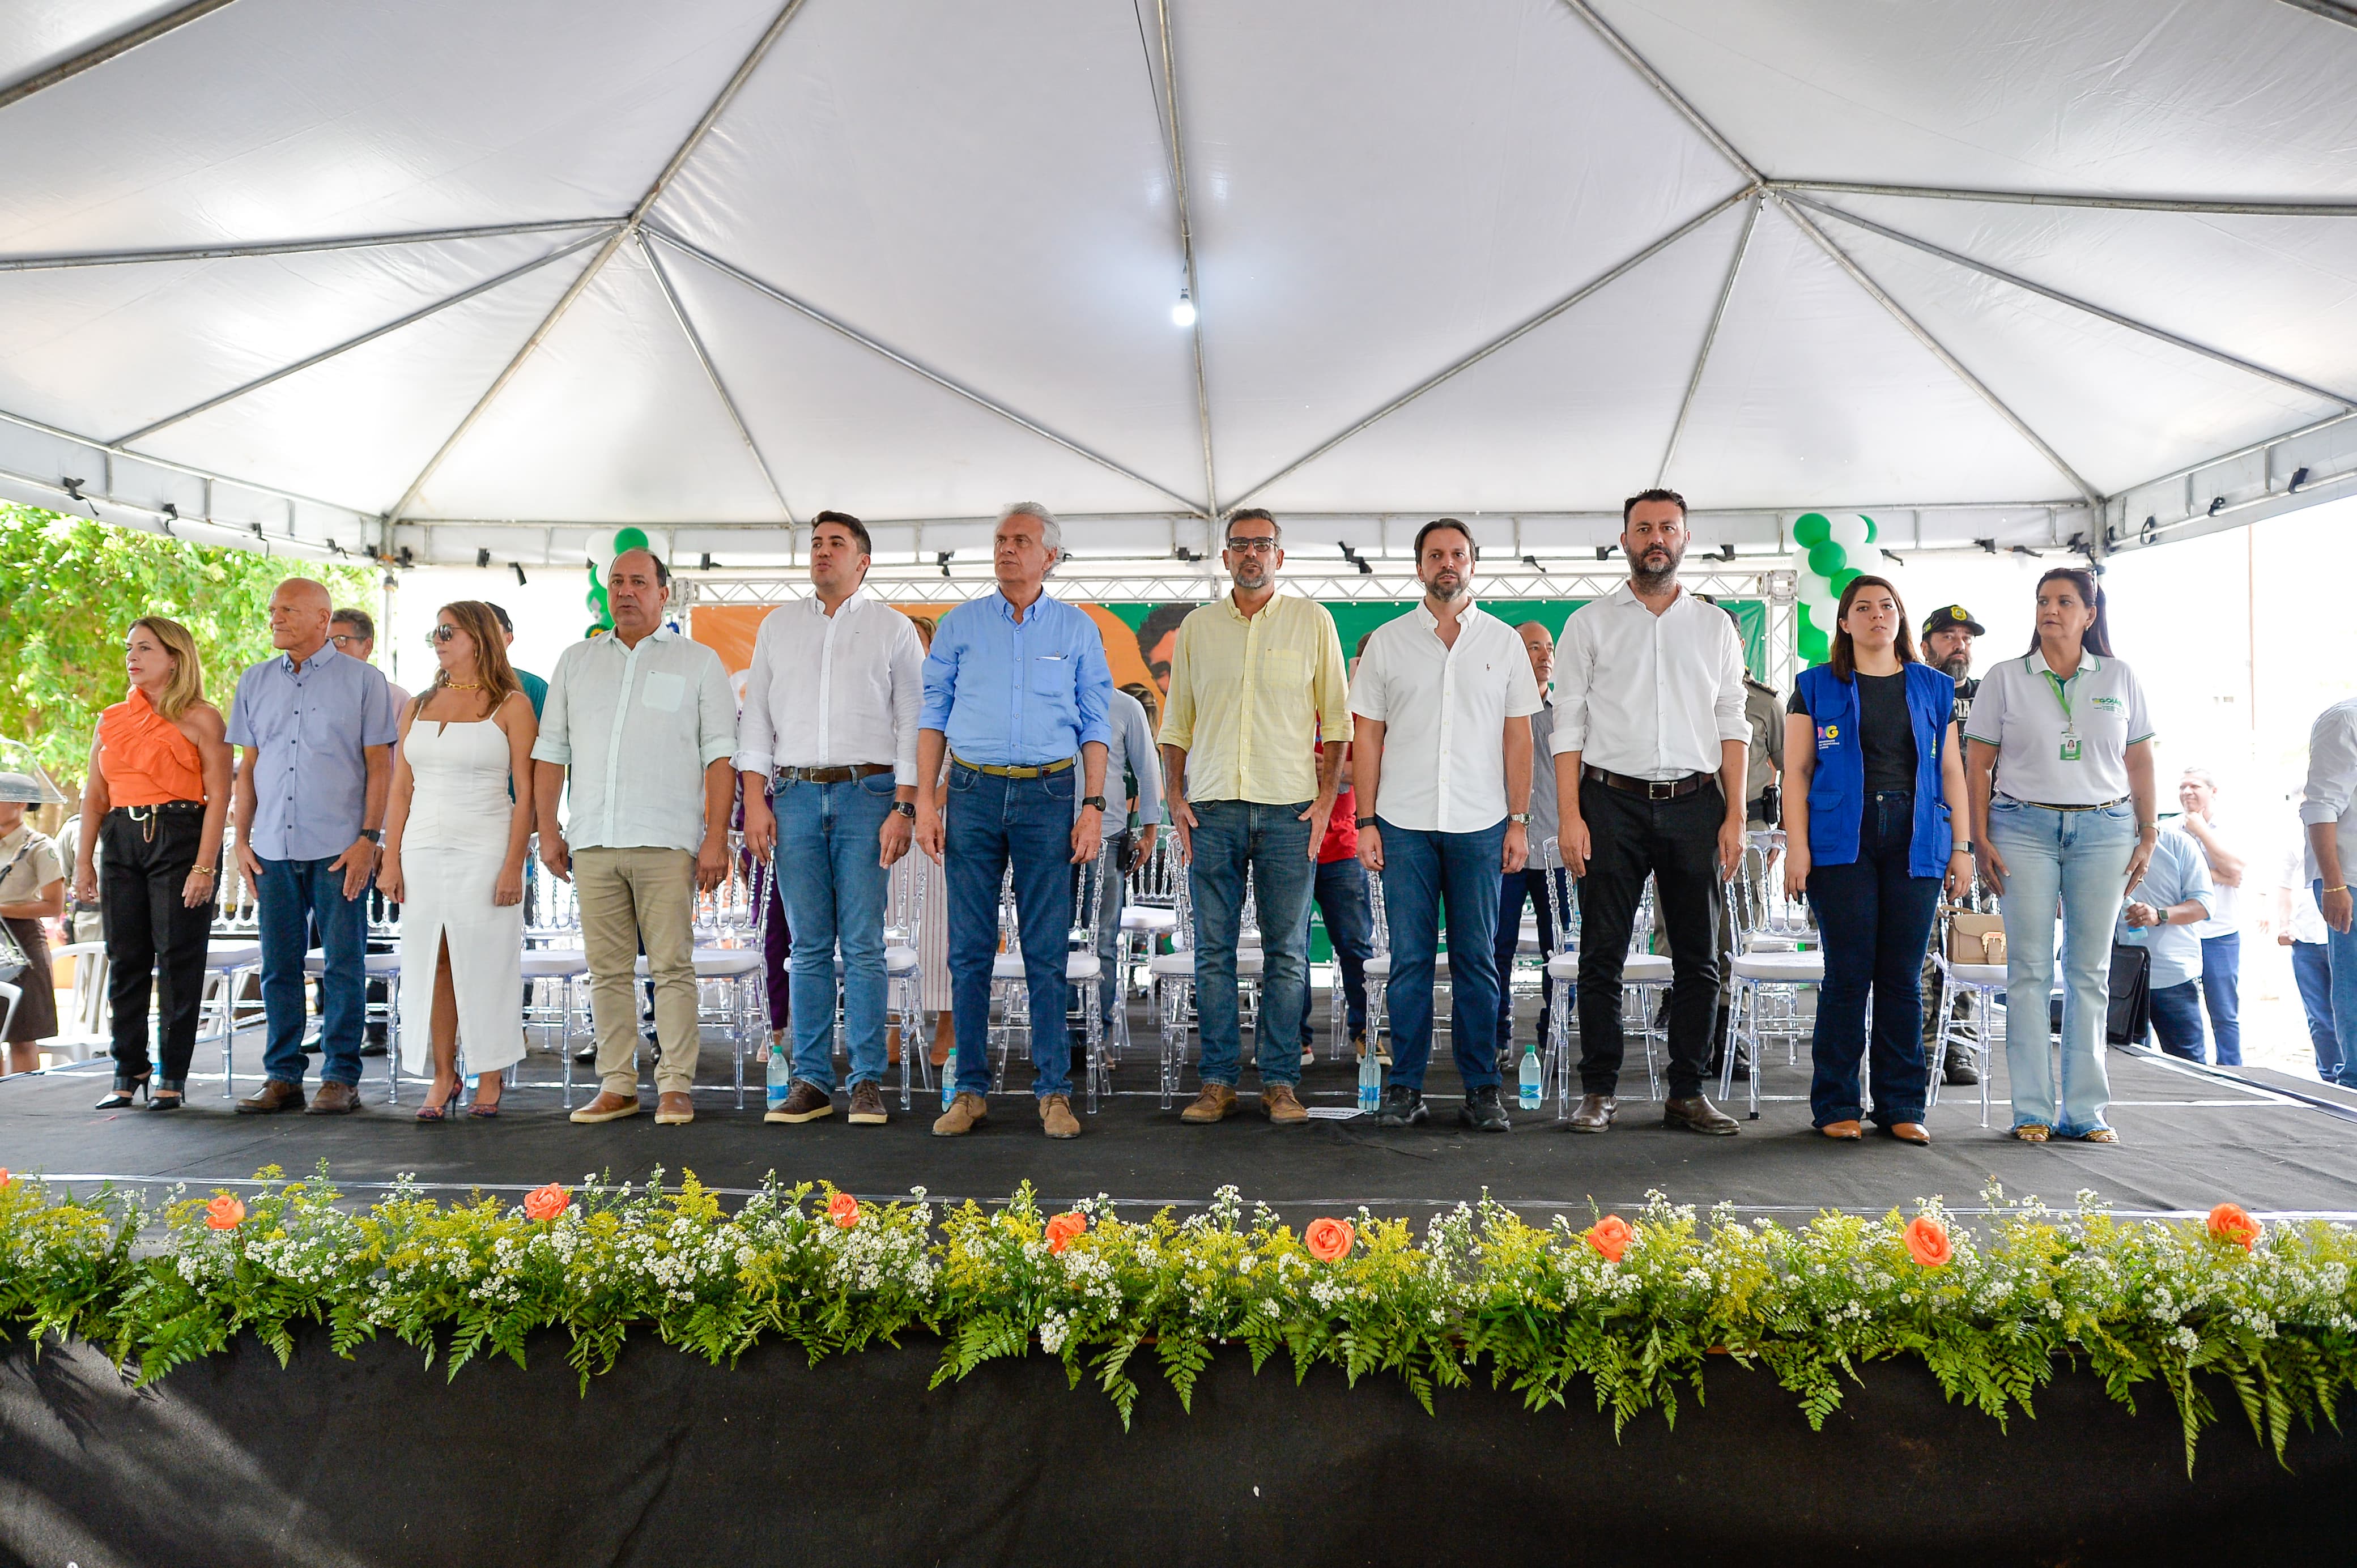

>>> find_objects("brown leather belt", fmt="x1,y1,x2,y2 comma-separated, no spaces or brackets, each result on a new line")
1582,765,1714,801
773,763,894,784
952,753,1075,779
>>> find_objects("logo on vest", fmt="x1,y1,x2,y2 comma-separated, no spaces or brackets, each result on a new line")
1816,722,1840,752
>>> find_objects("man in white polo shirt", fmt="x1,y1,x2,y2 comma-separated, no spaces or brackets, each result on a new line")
1348,518,1541,1132
1551,488,1748,1136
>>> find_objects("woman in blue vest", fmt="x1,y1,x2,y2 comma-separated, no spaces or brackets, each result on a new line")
1781,576,1972,1143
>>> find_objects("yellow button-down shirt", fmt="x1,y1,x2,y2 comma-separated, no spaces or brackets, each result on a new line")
1156,591,1351,805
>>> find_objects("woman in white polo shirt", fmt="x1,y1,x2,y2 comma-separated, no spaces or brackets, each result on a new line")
1963,567,2158,1143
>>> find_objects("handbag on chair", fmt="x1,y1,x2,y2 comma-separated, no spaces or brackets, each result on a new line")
2105,943,2152,1046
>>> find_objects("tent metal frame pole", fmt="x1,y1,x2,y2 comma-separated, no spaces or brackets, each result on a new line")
639,233,796,526
111,227,617,446
1765,180,2357,218
0,218,618,274
1788,195,2357,409
1656,194,1760,487
2277,0,2357,34
1224,187,1752,510
0,0,239,113
381,0,813,526
2124,408,2357,496
648,228,1208,515
1154,0,1218,519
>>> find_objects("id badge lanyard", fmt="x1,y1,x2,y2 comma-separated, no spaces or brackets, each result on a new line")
2041,669,2081,762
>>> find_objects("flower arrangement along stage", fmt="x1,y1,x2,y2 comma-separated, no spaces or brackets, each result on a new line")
0,1163,2350,1472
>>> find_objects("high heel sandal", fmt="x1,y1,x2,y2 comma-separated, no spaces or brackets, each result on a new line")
95,1074,150,1110
468,1078,502,1119
146,1079,185,1112
414,1076,462,1123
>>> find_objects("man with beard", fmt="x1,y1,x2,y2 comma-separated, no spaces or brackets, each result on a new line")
1550,489,1747,1136
1350,519,1542,1131
1159,508,1351,1126
1918,603,1986,1085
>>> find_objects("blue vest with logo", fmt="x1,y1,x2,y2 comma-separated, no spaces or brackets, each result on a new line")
1796,661,1955,876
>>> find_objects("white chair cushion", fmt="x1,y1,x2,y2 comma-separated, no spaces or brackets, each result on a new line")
1743,934,1802,953
1148,951,1194,978
1545,953,1579,980
632,949,764,977
1121,906,1178,934
302,947,400,977
520,948,589,977
206,941,262,969
1947,962,2008,987
1730,952,1826,982
991,952,1105,982
833,946,921,974
1621,955,1674,983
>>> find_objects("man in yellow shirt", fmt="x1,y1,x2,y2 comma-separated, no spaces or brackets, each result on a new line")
1159,508,1351,1125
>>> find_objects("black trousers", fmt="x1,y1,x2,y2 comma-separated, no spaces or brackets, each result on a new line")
1573,777,1724,1099
100,805,216,1082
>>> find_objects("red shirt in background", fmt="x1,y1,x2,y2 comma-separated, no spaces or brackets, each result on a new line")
1319,787,1358,863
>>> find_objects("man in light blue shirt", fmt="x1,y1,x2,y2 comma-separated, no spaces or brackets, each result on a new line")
914,502,1112,1140
1092,686,1164,1033
2116,823,2215,1062
228,577,397,1114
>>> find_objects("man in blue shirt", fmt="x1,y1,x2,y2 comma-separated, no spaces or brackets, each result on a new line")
915,502,1112,1139
229,578,398,1114
2116,823,2215,1062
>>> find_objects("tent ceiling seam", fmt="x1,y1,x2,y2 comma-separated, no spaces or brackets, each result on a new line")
380,0,813,525
110,226,618,446
1222,186,1754,510
0,0,238,113
0,218,622,274
1789,194,2357,409
639,232,796,527
1768,180,2357,218
646,226,1208,517
1154,0,1218,518
1657,194,1761,488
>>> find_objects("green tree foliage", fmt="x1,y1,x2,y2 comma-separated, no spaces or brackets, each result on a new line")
0,504,376,789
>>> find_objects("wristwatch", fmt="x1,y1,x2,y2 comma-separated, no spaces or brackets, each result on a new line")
890,801,917,820
1356,815,1377,829
1508,812,1532,825
359,829,382,844
1080,795,1107,812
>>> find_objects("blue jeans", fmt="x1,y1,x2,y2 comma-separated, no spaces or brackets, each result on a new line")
2198,932,2241,1066
2314,879,2357,1089
1377,817,1506,1093
776,774,896,1092
946,764,1076,1100
1805,790,1937,1127
256,854,368,1088
1493,867,1568,1052
1301,857,1374,1048
2147,977,2206,1063
1094,832,1129,1028
1989,797,2137,1136
2290,938,2345,1084
1189,800,1316,1087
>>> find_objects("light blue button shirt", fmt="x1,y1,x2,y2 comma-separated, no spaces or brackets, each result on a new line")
2115,824,2215,991
1101,686,1163,826
919,590,1113,766
225,644,398,862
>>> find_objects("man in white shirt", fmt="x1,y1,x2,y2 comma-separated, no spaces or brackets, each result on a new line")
1349,519,1541,1132
738,512,924,1129
2302,696,2357,1089
2270,818,2343,1084
2175,767,2244,1066
1551,488,1747,1136
534,549,738,1127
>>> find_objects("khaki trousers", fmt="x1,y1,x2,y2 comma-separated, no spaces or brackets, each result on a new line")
575,847,700,1098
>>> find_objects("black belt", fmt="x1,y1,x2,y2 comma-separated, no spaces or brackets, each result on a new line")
1582,766,1713,800
1999,793,2128,813
111,801,204,814
773,764,892,784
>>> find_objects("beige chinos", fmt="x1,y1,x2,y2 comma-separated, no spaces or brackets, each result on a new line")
575,847,700,1097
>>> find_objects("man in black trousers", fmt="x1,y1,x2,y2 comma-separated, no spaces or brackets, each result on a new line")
1549,489,1747,1135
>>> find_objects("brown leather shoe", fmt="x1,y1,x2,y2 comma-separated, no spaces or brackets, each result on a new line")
654,1090,695,1125
1888,1122,1931,1145
237,1079,307,1115
569,1090,641,1123
932,1092,987,1137
1663,1094,1740,1135
1040,1093,1082,1139
1262,1083,1309,1124
303,1080,360,1115
765,1079,833,1124
1820,1119,1866,1140
1180,1083,1239,1124
1566,1092,1617,1134
846,1080,888,1126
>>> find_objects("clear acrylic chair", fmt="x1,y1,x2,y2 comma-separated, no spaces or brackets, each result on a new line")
989,843,1114,1112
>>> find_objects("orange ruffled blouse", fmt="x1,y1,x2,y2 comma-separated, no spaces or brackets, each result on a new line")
97,687,206,807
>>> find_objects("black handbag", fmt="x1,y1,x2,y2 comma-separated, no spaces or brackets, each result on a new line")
0,842,33,983
2105,941,2152,1046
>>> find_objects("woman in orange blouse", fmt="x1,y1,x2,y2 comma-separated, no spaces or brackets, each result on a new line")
76,617,231,1110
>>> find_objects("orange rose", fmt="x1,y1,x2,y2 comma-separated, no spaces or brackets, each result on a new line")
2207,1203,2260,1252
204,1195,246,1232
828,1191,861,1230
1584,1215,1633,1263
1904,1215,1952,1268
522,1183,571,1222
1304,1217,1355,1263
0,1168,10,1189
1045,1212,1087,1254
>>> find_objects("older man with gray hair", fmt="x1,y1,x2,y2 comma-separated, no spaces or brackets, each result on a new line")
916,502,1113,1140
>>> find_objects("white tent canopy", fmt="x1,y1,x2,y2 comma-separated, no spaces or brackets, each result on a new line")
2,0,2355,579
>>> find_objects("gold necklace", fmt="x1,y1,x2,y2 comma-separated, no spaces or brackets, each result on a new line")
446,679,482,691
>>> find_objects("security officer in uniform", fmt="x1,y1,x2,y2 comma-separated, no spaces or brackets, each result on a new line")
1919,603,1986,1085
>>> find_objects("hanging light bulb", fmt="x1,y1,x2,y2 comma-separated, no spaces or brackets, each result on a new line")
1171,287,1197,329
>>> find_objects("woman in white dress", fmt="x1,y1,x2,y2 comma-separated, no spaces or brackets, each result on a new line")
378,601,538,1119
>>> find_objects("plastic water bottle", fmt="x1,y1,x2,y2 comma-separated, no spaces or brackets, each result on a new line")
1518,1043,1543,1111
765,1039,792,1111
1356,1041,1383,1114
941,1047,956,1111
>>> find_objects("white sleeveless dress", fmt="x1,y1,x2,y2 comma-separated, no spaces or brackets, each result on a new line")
397,715,525,1077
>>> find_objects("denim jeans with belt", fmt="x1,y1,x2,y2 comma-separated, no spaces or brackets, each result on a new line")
1188,800,1315,1088
1378,816,1507,1093
2197,931,2241,1066
775,773,896,1092
946,763,1077,1100
256,854,368,1088
1805,789,1937,1127
1989,797,2137,1136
